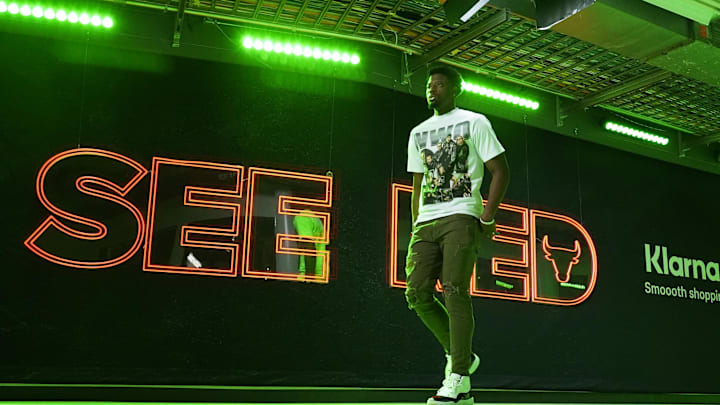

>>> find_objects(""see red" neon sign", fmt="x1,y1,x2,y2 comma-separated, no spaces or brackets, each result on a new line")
25,148,598,305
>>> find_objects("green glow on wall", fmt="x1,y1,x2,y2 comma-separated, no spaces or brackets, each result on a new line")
495,280,514,289
242,35,360,66
0,2,113,28
461,81,539,110
604,121,669,146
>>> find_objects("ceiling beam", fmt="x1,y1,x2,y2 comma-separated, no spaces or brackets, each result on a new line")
372,0,403,37
573,69,672,111
354,0,381,34
407,8,510,74
334,0,357,31
683,133,720,152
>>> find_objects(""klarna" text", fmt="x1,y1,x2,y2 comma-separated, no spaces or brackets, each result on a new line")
644,244,720,282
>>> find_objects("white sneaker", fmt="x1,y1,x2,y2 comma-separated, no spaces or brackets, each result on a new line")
427,373,473,405
444,353,480,378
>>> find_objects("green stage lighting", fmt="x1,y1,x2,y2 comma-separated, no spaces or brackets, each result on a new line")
604,121,669,146
242,35,360,66
0,2,112,28
461,81,539,110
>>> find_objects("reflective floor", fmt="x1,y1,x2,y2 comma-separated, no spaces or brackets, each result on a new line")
1,384,718,405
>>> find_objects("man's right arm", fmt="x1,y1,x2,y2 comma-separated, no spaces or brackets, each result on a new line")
411,172,423,226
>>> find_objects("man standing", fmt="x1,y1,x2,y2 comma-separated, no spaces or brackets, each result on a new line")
405,65,510,405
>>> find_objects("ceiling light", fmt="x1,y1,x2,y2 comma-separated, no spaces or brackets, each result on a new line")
441,0,491,24
241,36,361,67
462,81,540,110
604,121,669,146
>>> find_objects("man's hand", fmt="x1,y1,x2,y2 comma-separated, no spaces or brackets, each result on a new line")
479,153,510,240
411,173,423,225
479,217,497,239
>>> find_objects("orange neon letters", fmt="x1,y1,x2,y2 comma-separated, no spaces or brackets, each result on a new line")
24,148,148,269
242,168,333,283
26,149,334,282
143,157,245,277
26,150,597,299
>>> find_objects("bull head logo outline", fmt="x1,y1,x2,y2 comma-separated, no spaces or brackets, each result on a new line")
541,235,581,283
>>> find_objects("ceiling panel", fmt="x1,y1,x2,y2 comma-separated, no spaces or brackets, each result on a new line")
110,0,720,139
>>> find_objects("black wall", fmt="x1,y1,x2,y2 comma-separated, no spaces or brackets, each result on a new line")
2,32,719,393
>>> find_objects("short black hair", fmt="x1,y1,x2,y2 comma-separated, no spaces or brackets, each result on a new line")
427,65,463,96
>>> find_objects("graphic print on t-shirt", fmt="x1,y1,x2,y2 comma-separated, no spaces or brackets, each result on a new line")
413,121,471,205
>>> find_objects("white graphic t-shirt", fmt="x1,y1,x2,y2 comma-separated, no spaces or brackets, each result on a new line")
407,108,505,224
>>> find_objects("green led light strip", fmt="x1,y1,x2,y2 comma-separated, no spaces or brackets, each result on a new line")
461,81,539,110
604,121,669,146
0,1,113,27
561,282,586,290
242,36,360,65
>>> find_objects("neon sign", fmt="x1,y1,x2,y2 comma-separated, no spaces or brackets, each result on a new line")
24,148,148,269
25,149,597,303
143,157,245,277
243,167,332,283
25,148,333,283
542,235,581,284
390,183,598,306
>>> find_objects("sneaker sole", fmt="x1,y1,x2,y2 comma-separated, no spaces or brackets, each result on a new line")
427,393,474,405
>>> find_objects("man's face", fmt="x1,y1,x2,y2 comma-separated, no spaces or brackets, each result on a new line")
457,136,464,145
425,155,433,164
446,135,452,143
426,73,455,111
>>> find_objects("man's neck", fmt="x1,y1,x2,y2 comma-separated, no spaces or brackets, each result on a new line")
434,104,456,116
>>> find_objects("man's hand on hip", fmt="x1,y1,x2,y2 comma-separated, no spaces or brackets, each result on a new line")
479,217,497,239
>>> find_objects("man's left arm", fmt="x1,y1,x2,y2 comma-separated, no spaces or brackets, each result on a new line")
480,153,510,236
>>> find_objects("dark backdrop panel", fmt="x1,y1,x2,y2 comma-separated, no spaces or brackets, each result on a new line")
1,32,720,393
